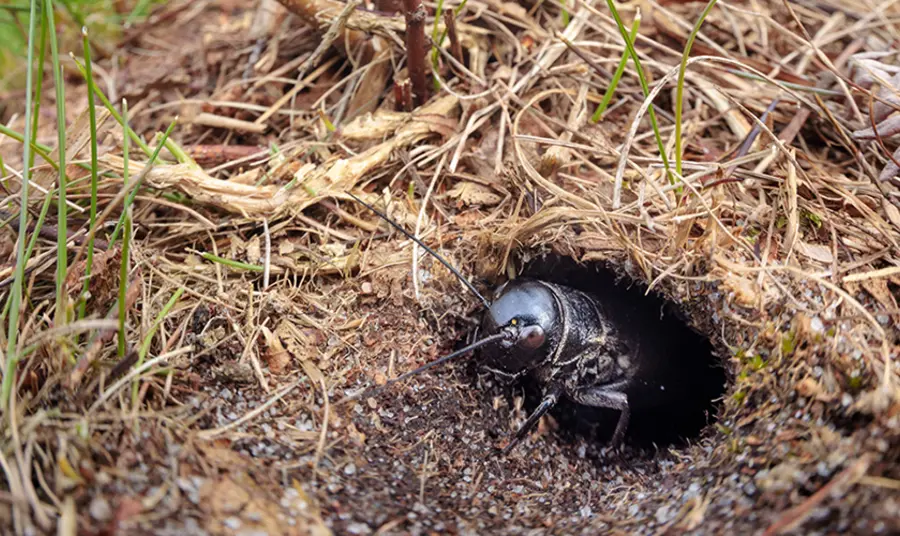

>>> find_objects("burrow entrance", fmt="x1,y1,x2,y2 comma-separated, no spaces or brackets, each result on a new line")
487,254,728,451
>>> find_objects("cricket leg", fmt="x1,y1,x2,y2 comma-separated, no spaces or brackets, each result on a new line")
568,381,630,449
501,386,562,455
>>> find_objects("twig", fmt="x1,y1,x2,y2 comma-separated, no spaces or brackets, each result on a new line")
263,217,272,289
403,0,429,107
192,112,267,134
763,456,871,536
444,9,463,67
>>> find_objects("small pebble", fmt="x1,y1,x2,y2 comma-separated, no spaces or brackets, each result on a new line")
89,497,112,522
655,505,673,524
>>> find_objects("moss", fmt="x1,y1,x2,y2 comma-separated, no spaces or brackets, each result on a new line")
801,209,823,229
781,330,797,357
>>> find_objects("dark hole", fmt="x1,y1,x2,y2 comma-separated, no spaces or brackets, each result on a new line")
505,254,728,450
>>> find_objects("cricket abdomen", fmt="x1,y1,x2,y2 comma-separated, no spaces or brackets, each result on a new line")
538,282,636,388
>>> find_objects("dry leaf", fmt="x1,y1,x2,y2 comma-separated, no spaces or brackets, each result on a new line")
861,278,898,312
261,325,291,374
721,273,759,308
883,199,900,230
65,247,122,298
795,377,836,403
246,235,262,264
795,242,834,264
301,359,326,386
443,181,502,206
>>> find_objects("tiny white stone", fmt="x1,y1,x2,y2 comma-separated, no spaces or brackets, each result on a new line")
810,317,824,333
89,497,112,521
346,522,372,535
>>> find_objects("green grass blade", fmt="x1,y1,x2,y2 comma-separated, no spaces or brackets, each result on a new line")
431,0,469,90
592,12,640,122
13,2,57,289
140,289,185,361
76,63,151,155
21,186,55,283
45,0,68,322
674,0,719,178
431,0,445,45
28,3,48,170
131,287,185,408
200,252,265,273
107,117,178,245
0,4,33,12
430,0,446,90
125,0,154,27
605,0,672,184
435,0,470,48
0,123,57,168
2,0,39,412
78,25,99,322
118,99,130,358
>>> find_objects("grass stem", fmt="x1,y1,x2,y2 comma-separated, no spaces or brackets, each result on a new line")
45,0,69,323
674,0,719,179
78,25,100,322
592,11,641,122
131,287,184,408
117,99,131,358
605,0,672,184
107,118,178,246
1,0,39,412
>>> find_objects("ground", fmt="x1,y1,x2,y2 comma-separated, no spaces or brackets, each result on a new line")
1,0,899,535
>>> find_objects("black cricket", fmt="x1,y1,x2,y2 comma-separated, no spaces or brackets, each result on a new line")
345,193,705,454
477,278,636,453
346,193,640,453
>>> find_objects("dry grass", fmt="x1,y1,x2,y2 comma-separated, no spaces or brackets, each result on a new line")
1,0,900,534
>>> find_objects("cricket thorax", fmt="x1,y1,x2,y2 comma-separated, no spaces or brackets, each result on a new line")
539,282,634,390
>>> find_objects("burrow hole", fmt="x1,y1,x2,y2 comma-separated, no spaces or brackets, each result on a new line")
496,254,728,450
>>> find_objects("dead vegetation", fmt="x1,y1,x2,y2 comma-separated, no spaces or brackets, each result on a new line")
1,0,900,534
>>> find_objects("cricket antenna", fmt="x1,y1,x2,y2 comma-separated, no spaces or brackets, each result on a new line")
347,192,491,309
336,331,512,405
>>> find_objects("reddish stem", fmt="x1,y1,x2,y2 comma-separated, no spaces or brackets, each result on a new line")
393,79,413,112
444,9,463,67
402,0,429,107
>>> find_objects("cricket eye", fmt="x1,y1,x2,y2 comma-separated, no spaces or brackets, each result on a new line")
517,325,545,350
